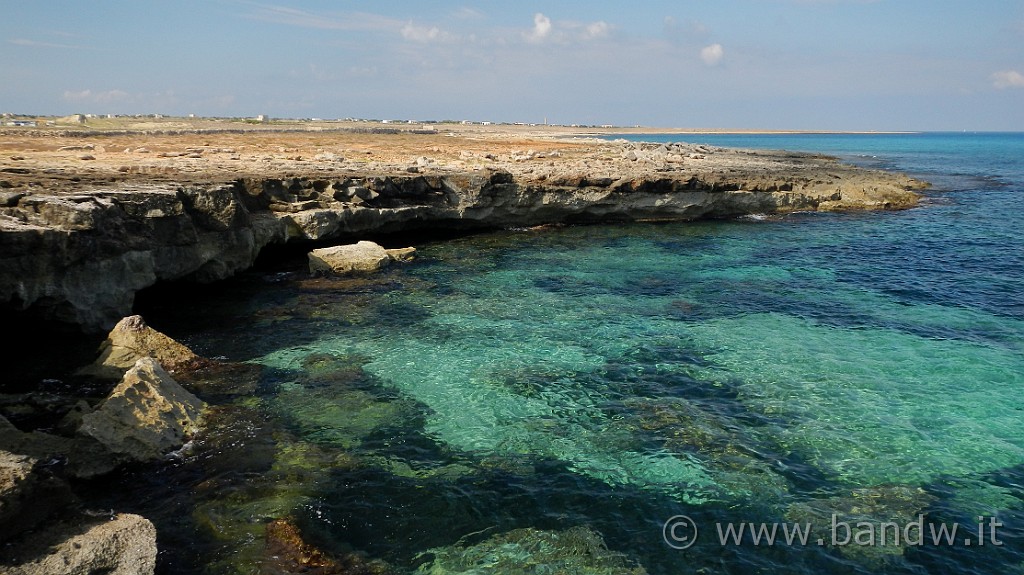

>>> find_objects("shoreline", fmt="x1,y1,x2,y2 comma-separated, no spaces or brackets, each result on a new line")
0,115,920,137
0,123,927,333
0,121,934,574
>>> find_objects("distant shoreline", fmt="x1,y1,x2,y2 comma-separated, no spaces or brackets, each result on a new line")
0,114,920,138
576,128,920,136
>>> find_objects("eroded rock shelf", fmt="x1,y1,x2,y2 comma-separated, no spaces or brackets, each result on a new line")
0,129,927,331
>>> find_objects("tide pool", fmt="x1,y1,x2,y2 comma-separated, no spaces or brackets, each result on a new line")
119,133,1024,574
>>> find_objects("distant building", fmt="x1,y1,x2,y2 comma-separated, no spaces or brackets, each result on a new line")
256,114,268,123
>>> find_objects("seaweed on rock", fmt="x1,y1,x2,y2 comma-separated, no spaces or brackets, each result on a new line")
414,526,647,575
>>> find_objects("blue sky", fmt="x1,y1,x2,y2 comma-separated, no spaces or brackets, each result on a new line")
2,1,1022,130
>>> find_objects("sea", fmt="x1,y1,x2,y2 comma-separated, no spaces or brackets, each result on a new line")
98,132,1024,574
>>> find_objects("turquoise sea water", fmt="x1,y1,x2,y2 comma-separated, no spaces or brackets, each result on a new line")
118,133,1024,574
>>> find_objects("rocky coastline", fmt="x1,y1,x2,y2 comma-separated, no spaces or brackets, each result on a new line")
0,125,928,573
1,126,926,333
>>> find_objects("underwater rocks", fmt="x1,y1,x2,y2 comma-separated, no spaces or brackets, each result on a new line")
784,485,935,567
415,525,647,575
308,240,416,276
264,518,394,575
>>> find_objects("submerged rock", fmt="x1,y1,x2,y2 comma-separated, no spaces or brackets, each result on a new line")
78,357,206,462
415,526,647,575
1,513,157,575
784,485,934,567
308,241,415,275
265,518,394,575
77,314,202,380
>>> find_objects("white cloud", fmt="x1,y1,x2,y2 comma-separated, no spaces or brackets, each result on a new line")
663,16,708,38
248,5,400,32
523,14,611,44
62,89,92,101
582,21,611,40
401,22,454,43
9,37,81,50
528,13,553,42
250,6,456,44
452,7,485,20
700,43,724,66
992,70,1024,89
62,89,131,103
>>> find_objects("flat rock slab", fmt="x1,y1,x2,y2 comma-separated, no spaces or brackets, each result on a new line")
309,240,399,275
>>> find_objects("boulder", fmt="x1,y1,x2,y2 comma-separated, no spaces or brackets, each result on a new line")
0,415,119,479
1,513,157,575
77,315,201,380
0,451,73,543
308,241,392,275
78,357,205,462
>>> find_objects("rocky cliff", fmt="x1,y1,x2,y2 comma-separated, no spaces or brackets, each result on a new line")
0,135,926,332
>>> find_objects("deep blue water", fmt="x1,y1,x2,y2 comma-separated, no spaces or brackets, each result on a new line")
117,132,1024,574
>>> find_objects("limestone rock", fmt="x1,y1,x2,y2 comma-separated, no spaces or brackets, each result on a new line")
79,357,205,462
313,152,342,162
0,139,926,333
78,315,200,380
1,513,157,575
308,241,392,275
385,246,416,262
0,415,119,479
0,451,73,543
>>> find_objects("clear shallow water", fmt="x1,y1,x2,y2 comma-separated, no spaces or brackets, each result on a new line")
114,133,1024,574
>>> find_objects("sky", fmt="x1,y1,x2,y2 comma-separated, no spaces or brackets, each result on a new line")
2,1,1022,131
